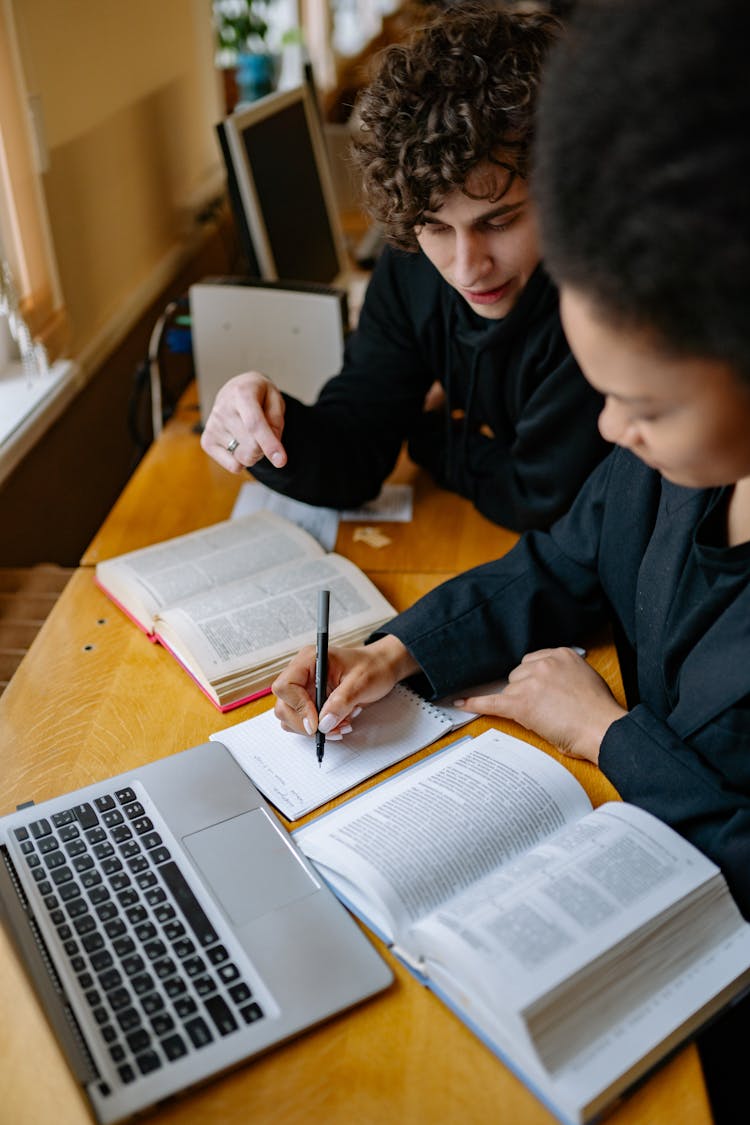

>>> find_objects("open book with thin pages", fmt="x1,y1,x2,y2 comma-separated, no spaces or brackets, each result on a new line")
293,728,750,1125
0,741,392,1124
95,511,395,711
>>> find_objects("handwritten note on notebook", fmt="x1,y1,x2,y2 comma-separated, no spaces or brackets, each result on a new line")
209,684,461,820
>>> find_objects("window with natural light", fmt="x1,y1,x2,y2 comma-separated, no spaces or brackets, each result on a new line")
0,6,79,486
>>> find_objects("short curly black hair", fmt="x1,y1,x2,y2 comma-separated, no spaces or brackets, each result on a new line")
534,0,750,383
350,3,560,251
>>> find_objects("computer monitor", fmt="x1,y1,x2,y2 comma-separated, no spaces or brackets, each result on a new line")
216,84,350,286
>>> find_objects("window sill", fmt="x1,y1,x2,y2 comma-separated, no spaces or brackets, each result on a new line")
0,358,83,488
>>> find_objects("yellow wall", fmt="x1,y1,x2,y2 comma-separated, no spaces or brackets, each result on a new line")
11,0,224,358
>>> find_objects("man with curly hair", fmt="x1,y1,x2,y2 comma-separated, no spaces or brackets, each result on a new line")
201,4,609,532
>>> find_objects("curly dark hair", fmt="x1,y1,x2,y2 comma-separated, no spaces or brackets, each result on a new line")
350,4,561,251
534,0,750,383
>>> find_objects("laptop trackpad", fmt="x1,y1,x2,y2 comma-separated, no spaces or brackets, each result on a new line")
183,809,317,926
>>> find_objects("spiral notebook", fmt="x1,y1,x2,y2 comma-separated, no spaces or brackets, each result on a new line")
209,684,484,820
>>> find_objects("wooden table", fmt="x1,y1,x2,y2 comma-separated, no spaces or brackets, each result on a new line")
1,393,713,1125
81,385,519,574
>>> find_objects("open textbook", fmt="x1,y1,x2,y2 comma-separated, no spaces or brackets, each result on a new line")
294,729,750,1125
210,683,492,819
95,511,395,710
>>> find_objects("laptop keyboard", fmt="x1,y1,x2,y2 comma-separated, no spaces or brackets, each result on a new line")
12,784,265,1091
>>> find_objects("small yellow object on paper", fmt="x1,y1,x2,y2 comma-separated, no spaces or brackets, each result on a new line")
352,527,392,549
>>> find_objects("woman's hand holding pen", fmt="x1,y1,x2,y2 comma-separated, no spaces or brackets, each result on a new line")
200,371,288,473
272,635,419,739
453,647,627,765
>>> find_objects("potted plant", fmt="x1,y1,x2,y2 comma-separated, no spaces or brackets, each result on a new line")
213,0,278,104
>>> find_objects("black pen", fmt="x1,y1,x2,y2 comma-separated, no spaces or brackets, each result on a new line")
315,589,330,767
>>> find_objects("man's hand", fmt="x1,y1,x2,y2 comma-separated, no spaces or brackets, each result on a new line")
454,648,627,764
200,371,288,473
271,635,419,738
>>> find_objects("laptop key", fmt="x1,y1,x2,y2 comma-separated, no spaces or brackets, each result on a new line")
142,992,165,1015
121,954,145,976
151,1013,174,1037
153,957,177,980
204,994,238,1036
240,1002,264,1024
162,1034,187,1061
174,996,197,1019
131,973,155,997
108,988,132,1012
164,976,187,999
229,983,252,1005
183,956,205,977
126,1028,151,1054
113,937,136,959
185,1016,213,1049
219,963,240,984
116,1008,141,1033
73,804,98,830
194,975,216,997
90,951,114,973
135,1050,161,1075
99,969,122,991
159,862,219,947
144,940,167,961
207,944,229,965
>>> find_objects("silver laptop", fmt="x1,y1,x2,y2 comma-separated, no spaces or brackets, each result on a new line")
0,741,392,1123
